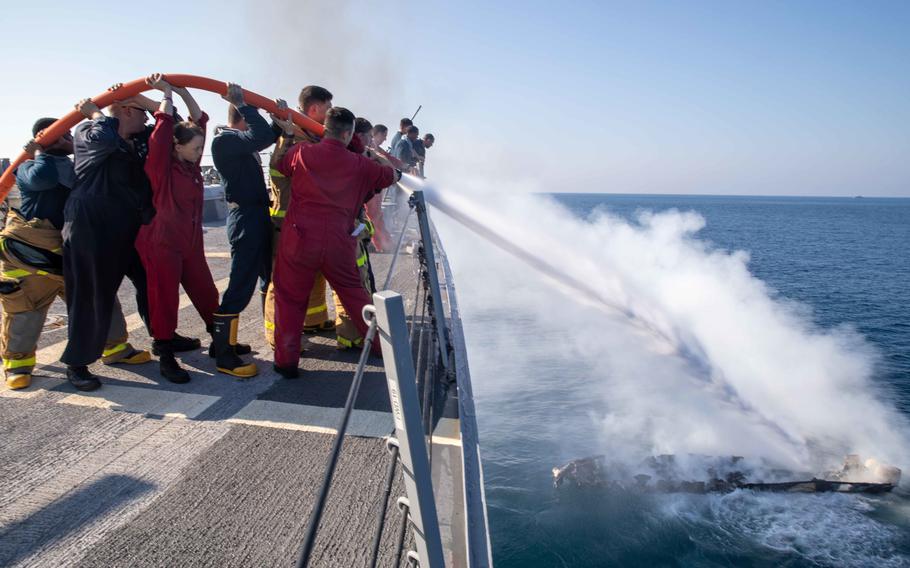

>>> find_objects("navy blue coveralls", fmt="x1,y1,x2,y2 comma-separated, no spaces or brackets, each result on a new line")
61,116,155,367
211,105,277,314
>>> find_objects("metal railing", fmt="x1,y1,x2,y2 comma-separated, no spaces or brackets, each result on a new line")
294,189,456,568
372,290,446,567
295,314,381,567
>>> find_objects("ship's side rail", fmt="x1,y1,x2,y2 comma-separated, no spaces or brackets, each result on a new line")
434,234,494,568
293,189,490,568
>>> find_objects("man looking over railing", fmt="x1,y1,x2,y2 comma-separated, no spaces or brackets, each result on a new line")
414,133,434,177
388,117,412,153
393,125,420,173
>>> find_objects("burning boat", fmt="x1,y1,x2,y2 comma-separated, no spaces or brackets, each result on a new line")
553,454,901,494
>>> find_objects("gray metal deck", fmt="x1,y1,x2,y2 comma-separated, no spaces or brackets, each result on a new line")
0,220,467,567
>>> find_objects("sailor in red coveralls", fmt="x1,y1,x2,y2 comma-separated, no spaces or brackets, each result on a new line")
271,107,400,377
138,74,257,383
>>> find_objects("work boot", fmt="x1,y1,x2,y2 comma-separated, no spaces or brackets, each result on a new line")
152,333,200,355
66,365,101,392
210,314,258,378
336,335,363,351
303,320,336,334
266,339,308,355
153,340,191,384
206,325,251,356
102,343,152,365
273,363,299,379
5,372,31,390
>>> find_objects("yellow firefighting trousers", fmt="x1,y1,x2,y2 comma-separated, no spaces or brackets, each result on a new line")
0,212,137,378
263,152,331,347
334,239,373,349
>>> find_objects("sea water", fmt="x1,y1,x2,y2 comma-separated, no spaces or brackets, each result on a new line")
442,194,910,567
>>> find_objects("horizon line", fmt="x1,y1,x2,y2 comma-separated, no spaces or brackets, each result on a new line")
544,191,910,199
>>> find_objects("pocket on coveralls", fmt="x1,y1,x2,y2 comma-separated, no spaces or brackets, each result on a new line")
0,282,35,314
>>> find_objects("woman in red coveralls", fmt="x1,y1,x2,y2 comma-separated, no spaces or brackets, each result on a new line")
139,74,257,383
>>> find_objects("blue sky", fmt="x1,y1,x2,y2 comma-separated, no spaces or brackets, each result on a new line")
1,1,907,196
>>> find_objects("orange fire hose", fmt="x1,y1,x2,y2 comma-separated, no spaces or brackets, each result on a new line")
369,146,407,170
0,74,325,201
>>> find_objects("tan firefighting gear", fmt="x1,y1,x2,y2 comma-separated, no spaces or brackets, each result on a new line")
0,211,148,390
263,131,334,348
334,216,375,349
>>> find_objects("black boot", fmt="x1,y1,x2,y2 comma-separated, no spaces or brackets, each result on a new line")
153,340,191,384
207,327,251,356
171,332,202,352
152,332,200,355
66,365,101,391
273,364,300,379
210,314,258,378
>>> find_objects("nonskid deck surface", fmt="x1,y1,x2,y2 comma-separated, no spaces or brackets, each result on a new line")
0,223,451,567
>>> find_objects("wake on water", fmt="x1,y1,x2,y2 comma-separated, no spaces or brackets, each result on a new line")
397,176,910,565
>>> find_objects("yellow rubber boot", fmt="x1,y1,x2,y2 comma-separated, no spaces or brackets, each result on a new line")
102,343,152,365
119,348,152,364
212,313,258,379
5,373,31,390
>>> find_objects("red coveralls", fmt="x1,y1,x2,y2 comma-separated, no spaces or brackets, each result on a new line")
136,111,219,340
273,138,396,367
364,193,391,251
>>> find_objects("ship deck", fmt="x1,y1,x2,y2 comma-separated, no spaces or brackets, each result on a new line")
0,219,467,567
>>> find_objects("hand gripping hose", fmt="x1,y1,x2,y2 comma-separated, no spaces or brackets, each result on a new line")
0,74,326,201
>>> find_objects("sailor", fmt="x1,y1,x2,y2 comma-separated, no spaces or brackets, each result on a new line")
353,117,374,149
370,124,389,149
210,83,281,366
263,86,368,346
137,74,255,382
104,83,202,354
263,85,334,347
0,120,150,390
388,118,412,153
361,123,392,251
61,93,168,391
414,133,434,177
332,208,380,350
272,107,399,377
331,117,381,350
393,125,420,173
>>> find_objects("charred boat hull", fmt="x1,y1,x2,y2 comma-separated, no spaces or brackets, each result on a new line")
553,454,901,495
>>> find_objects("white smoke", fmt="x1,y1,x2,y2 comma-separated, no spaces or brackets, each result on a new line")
427,179,910,475
243,1,403,123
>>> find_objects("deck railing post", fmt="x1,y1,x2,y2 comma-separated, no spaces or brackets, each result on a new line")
411,190,450,369
373,290,446,568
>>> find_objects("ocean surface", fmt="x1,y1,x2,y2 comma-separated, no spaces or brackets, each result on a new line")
458,195,910,567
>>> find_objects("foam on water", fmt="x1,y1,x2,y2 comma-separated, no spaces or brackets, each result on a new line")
704,492,906,567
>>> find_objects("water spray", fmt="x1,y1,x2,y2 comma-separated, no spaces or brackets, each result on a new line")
396,175,669,343
395,174,817,461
